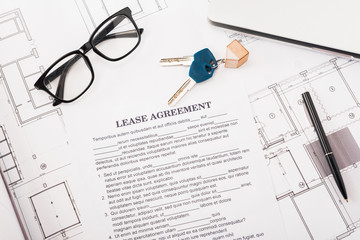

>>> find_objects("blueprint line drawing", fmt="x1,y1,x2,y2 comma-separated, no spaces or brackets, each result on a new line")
0,125,22,185
0,2,174,239
0,8,62,126
225,31,257,45
29,182,81,239
0,9,30,41
74,0,168,34
0,2,168,126
249,57,360,240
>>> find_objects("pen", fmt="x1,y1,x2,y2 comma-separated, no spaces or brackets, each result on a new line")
302,91,348,202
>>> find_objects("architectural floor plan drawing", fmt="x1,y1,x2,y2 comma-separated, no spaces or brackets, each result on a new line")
0,1,171,239
249,57,360,240
225,31,257,46
0,8,62,126
29,182,81,239
0,0,168,126
75,0,168,34
0,125,22,185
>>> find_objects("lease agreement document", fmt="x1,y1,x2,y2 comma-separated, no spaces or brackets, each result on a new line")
63,62,283,240
66,93,285,240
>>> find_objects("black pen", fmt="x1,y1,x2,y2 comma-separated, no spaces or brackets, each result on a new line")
302,91,348,202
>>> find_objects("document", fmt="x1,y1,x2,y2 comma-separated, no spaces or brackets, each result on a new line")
0,170,26,240
244,40,360,239
65,96,285,239
0,0,286,239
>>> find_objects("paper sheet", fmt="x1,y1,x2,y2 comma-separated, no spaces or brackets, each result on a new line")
232,14,360,240
0,0,286,239
3,0,359,239
244,46,360,239
66,96,285,239
0,169,25,240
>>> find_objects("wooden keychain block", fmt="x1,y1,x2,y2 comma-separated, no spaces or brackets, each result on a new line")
225,39,249,68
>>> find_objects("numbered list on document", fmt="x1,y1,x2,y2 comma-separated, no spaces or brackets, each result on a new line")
89,101,279,240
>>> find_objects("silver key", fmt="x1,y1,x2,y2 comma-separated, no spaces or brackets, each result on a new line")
164,48,217,106
168,78,196,106
159,56,193,66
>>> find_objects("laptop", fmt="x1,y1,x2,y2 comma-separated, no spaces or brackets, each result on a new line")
208,0,360,59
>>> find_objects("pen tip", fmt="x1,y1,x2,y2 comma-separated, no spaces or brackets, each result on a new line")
345,199,348,202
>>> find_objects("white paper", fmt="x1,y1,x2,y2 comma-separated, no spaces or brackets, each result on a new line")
66,95,286,239
238,21,360,240
0,0,286,239
0,170,25,240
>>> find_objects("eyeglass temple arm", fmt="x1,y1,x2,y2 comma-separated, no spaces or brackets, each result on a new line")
91,14,127,46
90,13,143,48
99,29,143,41
52,53,95,106
52,56,79,106
52,64,69,106
44,54,82,86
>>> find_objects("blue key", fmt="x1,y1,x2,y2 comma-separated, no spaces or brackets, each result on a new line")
168,48,216,106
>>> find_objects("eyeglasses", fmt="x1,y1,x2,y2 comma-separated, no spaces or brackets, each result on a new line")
34,7,143,106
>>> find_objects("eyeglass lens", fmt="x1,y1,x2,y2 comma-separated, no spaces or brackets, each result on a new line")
44,53,93,101
92,14,139,60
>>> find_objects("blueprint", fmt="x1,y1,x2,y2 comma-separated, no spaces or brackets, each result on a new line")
247,52,360,239
0,0,285,239
0,1,168,239
1,0,359,239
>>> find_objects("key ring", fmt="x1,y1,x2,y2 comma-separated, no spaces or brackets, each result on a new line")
211,59,226,69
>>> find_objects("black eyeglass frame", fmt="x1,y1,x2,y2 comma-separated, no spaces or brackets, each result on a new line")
34,7,142,105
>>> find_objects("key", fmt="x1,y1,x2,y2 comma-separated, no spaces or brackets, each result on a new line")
159,56,193,66
168,48,216,106
160,40,248,68
160,47,219,67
